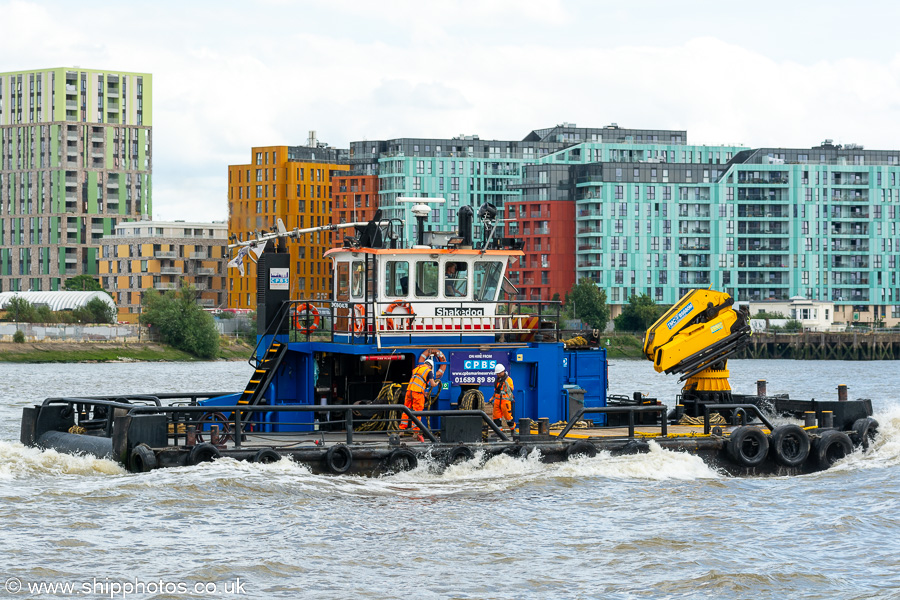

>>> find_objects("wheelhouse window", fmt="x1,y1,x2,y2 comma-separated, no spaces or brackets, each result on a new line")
384,260,409,297
444,261,468,297
351,261,365,297
415,260,439,297
335,262,349,301
474,261,504,302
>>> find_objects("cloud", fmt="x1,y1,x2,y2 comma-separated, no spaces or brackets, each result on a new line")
1,1,899,222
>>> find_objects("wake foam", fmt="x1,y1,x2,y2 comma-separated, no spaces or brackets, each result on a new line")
833,402,900,471
0,441,124,479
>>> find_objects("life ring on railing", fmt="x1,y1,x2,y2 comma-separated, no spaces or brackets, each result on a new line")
352,304,366,333
293,303,320,334
418,349,447,379
385,301,414,330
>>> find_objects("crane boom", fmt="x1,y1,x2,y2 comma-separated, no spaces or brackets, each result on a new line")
643,289,751,412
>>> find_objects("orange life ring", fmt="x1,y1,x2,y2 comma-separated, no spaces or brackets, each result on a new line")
352,304,366,333
293,304,320,334
418,349,447,379
385,301,414,330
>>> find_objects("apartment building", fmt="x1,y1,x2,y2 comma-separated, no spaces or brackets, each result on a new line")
527,136,900,325
226,142,348,309
0,67,152,293
331,172,379,247
98,220,227,322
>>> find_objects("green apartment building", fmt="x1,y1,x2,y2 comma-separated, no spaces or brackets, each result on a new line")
520,134,900,326
0,67,152,292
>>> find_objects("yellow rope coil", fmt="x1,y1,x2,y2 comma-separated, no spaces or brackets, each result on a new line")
563,336,588,349
68,425,86,435
677,413,727,426
549,420,589,430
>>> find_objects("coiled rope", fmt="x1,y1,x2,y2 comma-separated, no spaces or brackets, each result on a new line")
678,413,727,426
458,389,485,412
563,336,588,349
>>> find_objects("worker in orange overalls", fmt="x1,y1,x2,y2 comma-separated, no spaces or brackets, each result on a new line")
491,363,515,432
400,357,435,436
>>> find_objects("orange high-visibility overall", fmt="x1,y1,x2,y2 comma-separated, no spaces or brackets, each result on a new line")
400,363,432,431
491,374,515,422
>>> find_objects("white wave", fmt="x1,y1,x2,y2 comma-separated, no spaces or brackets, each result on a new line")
0,441,124,479
550,441,720,480
831,402,900,471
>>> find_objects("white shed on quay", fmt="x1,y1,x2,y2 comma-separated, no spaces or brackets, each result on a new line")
0,291,116,313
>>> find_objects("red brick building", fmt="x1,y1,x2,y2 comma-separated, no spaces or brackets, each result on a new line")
332,174,379,247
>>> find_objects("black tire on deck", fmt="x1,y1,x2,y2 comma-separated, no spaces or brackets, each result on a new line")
852,418,879,450
727,426,769,468
129,443,157,473
814,430,853,469
769,424,811,468
324,444,353,474
446,446,474,465
566,440,597,460
188,443,221,466
252,448,282,464
384,449,418,473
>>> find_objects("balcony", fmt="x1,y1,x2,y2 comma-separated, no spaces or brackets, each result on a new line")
198,298,216,307
197,267,217,275
193,283,209,290
189,252,208,260
160,267,183,275
155,251,177,259
154,282,177,290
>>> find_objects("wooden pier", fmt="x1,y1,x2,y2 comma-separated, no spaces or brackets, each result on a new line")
738,331,900,360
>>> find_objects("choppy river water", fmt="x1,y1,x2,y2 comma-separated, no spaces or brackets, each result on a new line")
1,359,899,600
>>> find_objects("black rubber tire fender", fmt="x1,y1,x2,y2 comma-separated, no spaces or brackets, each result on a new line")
252,448,282,464
566,440,597,460
446,445,474,465
503,445,530,459
384,448,418,473
814,430,853,469
727,426,769,468
128,443,157,473
324,444,353,474
852,417,879,450
188,443,221,466
769,424,811,468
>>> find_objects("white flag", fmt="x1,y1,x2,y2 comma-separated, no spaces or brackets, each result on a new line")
227,246,250,276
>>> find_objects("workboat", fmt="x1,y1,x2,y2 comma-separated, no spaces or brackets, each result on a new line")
20,201,878,476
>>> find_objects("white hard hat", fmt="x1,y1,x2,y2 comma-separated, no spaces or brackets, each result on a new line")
494,363,506,374
425,357,435,368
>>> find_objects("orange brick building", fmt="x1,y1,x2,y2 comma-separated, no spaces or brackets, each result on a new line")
227,144,348,309
331,173,380,247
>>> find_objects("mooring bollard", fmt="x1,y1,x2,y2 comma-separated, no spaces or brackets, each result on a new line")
837,384,848,402
538,417,550,436
820,411,834,428
804,411,816,427
186,425,197,446
757,380,767,396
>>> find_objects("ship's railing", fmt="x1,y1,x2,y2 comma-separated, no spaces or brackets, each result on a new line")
557,405,669,439
282,298,563,345
37,396,511,445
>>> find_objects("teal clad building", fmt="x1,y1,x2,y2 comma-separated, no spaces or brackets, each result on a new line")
526,134,900,326
0,67,152,292
347,124,685,240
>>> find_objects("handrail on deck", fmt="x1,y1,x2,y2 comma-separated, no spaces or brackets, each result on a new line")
558,405,669,439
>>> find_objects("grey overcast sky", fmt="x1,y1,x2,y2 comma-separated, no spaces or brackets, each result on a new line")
2,0,899,222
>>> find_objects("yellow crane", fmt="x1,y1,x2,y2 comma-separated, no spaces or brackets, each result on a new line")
643,289,751,411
